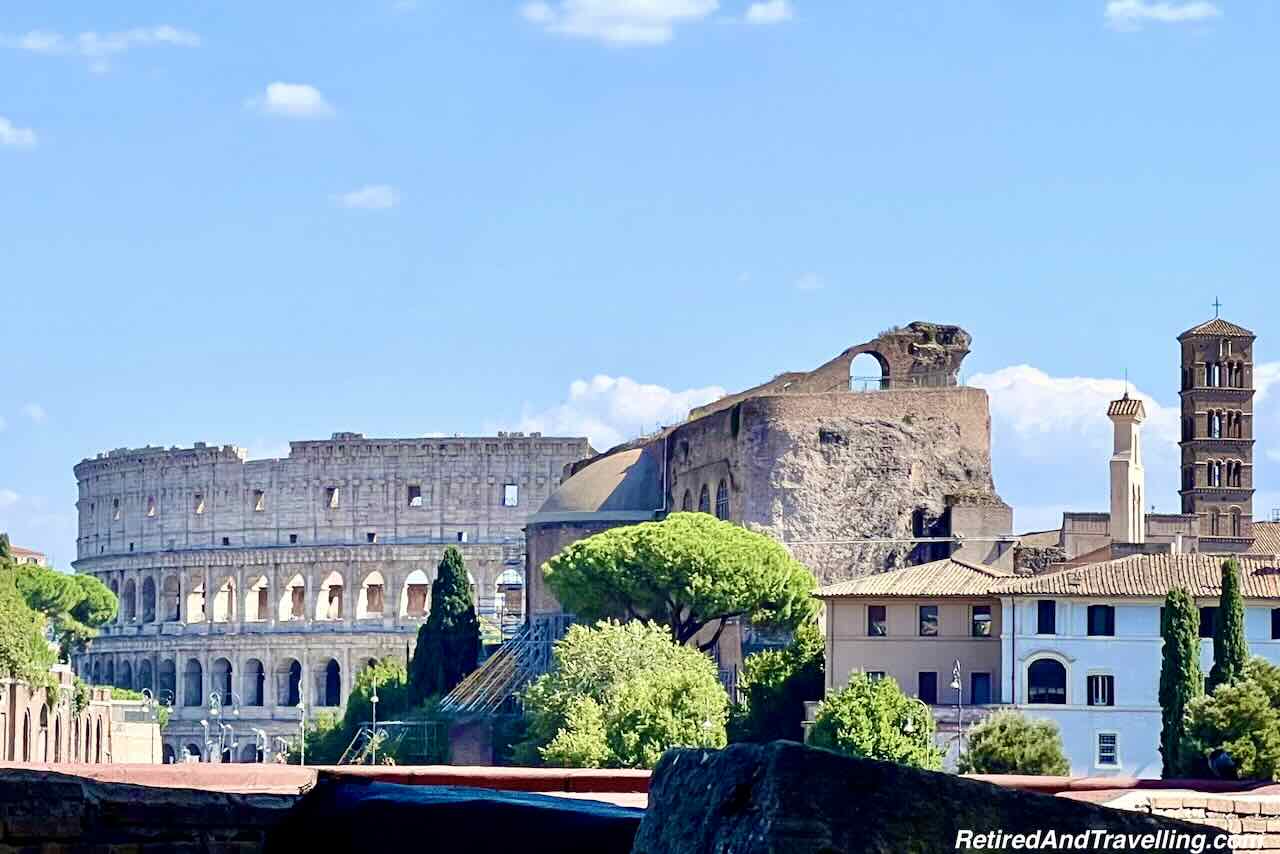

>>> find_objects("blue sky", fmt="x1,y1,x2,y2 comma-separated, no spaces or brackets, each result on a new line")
4,0,1280,565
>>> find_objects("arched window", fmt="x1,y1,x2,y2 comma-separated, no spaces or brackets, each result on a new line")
243,658,265,706
21,711,31,761
185,743,201,762
94,718,103,763
1231,508,1242,538
1209,412,1222,438
141,576,156,623
698,485,710,514
1210,510,1221,537
321,659,341,707
183,658,203,707
162,575,181,622
681,490,692,512
159,659,177,703
212,657,233,704
119,660,133,690
277,659,302,707
138,659,154,693
122,579,137,623
54,715,62,762
39,706,49,761
73,718,81,761
715,480,729,520
162,744,176,764
1027,658,1067,704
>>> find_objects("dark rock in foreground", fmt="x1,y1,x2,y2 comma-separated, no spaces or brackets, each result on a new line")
632,741,1222,854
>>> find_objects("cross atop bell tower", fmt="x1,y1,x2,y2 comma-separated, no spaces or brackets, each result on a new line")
1178,314,1257,552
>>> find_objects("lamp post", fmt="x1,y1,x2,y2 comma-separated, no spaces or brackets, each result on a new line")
297,700,307,767
208,691,242,763
950,658,965,759
251,728,268,763
370,673,380,766
199,719,211,763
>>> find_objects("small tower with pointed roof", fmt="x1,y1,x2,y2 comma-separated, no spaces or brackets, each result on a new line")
1108,393,1146,544
1178,313,1256,552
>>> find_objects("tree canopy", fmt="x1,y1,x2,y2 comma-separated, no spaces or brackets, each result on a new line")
1209,558,1248,693
13,562,117,658
808,672,942,770
728,620,824,744
543,512,816,651
517,620,728,769
1159,587,1203,778
408,547,481,705
956,711,1070,776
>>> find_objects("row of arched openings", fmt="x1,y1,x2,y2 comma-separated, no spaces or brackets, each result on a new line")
17,706,103,764
681,480,730,521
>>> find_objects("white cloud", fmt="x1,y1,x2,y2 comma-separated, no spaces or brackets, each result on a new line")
503,375,726,451
0,117,37,149
334,184,400,210
520,0,719,45
793,272,823,291
247,82,335,119
243,440,292,461
1105,0,1221,30
19,403,46,424
2,26,200,72
746,0,792,24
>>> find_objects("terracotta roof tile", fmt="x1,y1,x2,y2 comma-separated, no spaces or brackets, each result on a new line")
993,553,1280,598
1248,522,1280,556
815,557,1012,599
1179,317,1255,339
1106,397,1146,418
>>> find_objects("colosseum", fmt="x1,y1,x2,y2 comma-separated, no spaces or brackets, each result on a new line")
70,431,591,762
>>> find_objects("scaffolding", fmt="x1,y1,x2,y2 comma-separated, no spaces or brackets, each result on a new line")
440,614,572,714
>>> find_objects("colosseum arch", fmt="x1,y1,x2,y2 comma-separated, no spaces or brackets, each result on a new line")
104,658,115,686
244,575,270,622
357,570,385,620
279,573,306,622
92,659,102,684
211,657,233,704
122,579,137,623
162,743,176,764
184,743,201,762
183,658,203,707
318,658,342,707
315,571,345,621
138,659,154,693
211,577,236,623
243,658,265,706
400,568,430,618
141,576,156,623
275,658,302,707
119,659,133,690
162,575,181,622
185,579,206,624
159,659,177,704
240,742,261,763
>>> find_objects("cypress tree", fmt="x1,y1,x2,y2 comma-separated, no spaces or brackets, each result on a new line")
0,533,10,562
408,547,481,706
1209,557,1248,692
1159,587,1202,778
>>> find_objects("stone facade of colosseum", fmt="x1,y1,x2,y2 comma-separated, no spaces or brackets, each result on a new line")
70,431,590,762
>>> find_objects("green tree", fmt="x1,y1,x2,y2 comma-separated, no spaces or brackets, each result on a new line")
1159,587,1203,778
0,532,11,561
0,570,56,689
15,565,117,659
408,547,481,705
956,711,1070,776
728,620,824,743
1209,558,1249,693
517,620,728,769
808,673,943,770
1184,678,1280,780
543,512,816,651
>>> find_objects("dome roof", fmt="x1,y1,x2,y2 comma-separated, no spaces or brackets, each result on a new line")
528,446,663,526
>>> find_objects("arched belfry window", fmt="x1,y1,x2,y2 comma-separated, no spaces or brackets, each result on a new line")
698,485,710,514
715,480,729,520
1027,658,1067,705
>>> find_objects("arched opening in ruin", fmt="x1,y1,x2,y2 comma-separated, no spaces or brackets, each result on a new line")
279,573,306,622
54,715,62,762
357,570,386,619
315,571,344,621
400,568,430,618
243,658,265,706
185,743,201,762
21,711,31,761
141,576,156,623
211,657,233,705
138,659,154,693
38,706,49,761
850,351,890,392
119,660,133,690
496,568,524,632
276,658,302,707
94,718,103,762
185,580,206,624
211,577,235,623
159,659,177,705
183,658,203,707
104,658,115,686
92,659,102,684
122,579,137,623
162,575,181,622
240,742,261,763
84,718,91,761
162,743,176,764
73,718,81,761
244,576,270,622
319,659,342,707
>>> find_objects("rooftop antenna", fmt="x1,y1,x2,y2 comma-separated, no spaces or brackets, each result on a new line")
1123,368,1130,400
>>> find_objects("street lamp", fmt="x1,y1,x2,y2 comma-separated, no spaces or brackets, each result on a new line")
297,700,307,766
901,697,930,735
251,728,268,763
370,673,380,765
199,719,211,763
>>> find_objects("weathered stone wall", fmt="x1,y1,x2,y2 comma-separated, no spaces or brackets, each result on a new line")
670,388,999,585
1,673,116,764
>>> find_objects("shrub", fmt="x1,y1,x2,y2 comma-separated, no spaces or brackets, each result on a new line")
808,673,942,770
517,620,728,768
728,620,824,743
957,711,1070,776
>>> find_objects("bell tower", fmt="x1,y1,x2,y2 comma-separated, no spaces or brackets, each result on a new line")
1177,313,1256,552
